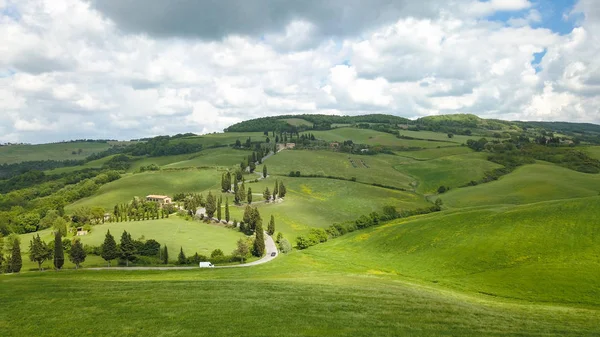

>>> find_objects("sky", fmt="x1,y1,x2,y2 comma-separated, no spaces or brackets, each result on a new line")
1,0,599,143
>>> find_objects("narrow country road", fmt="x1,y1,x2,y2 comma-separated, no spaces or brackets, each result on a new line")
85,234,277,271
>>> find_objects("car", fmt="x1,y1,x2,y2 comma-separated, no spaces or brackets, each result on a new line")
270,252,276,257
199,262,214,268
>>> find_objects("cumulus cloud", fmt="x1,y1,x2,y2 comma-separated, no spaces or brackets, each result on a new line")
0,0,598,143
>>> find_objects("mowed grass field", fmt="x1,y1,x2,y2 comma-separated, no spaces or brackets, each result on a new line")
2,236,599,336
267,150,415,189
586,146,600,159
66,169,222,211
227,176,430,238
173,132,267,147
442,162,600,208
395,146,473,160
395,152,502,194
0,141,116,164
304,196,600,306
313,128,452,148
398,130,480,144
16,218,245,270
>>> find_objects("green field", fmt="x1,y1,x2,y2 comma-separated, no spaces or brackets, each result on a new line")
173,132,267,147
66,169,222,211
395,152,502,194
442,162,600,208
281,118,314,127
267,150,415,189
163,148,252,169
312,128,453,148
398,130,480,144
586,146,600,159
394,146,473,160
0,142,117,164
227,176,430,238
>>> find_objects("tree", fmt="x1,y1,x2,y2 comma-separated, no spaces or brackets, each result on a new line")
120,230,136,267
273,180,279,199
29,234,51,271
267,215,275,235
263,165,268,178
240,180,247,201
279,181,287,198
437,186,448,194
69,239,86,269
101,230,118,267
247,188,253,204
205,191,216,218
217,198,222,221
9,238,22,273
225,199,230,223
263,187,271,202
249,161,256,173
53,231,64,270
447,133,454,138
0,235,4,272
162,245,169,264
276,232,283,243
211,249,224,258
279,238,292,253
233,239,249,263
177,247,187,265
253,222,265,257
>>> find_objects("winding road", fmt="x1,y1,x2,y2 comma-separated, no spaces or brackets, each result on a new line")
86,233,278,271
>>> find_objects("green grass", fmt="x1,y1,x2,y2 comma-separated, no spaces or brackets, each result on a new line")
173,132,267,147
586,146,600,160
395,152,502,194
66,169,222,211
395,146,473,160
281,118,314,127
398,130,480,144
227,176,430,238
267,150,415,189
312,128,453,148
442,162,600,208
163,148,252,169
78,218,244,256
2,244,599,336
45,155,117,175
303,196,600,306
0,142,116,164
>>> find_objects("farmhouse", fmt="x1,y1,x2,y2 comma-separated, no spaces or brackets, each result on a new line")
146,195,172,204
330,142,340,148
76,227,88,236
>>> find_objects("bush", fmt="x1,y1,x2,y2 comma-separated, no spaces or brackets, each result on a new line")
278,238,292,253
211,249,224,258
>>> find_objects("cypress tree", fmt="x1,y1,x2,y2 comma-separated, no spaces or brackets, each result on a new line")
217,198,222,221
225,199,230,223
29,234,50,271
53,231,64,270
247,188,253,204
268,215,275,236
101,230,118,267
69,239,86,269
120,230,136,267
240,180,247,201
263,165,268,178
273,180,279,199
279,181,287,198
162,246,169,264
263,187,271,202
177,247,187,265
10,238,22,273
206,192,217,218
253,221,265,257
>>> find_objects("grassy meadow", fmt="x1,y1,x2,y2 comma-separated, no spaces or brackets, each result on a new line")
442,162,600,208
66,169,222,211
0,141,116,164
267,150,416,189
395,152,502,194
4,125,600,336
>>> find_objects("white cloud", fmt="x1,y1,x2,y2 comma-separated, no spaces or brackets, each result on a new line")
0,0,598,143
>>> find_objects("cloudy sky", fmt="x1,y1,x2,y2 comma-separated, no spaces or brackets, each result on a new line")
1,0,599,143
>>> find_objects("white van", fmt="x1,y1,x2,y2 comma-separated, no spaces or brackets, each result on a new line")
199,262,214,268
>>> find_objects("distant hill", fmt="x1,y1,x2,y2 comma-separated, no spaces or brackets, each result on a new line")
224,114,410,132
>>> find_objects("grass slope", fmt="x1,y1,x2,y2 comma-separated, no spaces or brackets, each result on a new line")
304,196,600,306
442,162,600,208
398,130,480,144
227,176,429,238
586,146,600,160
267,150,415,189
0,142,115,164
66,169,222,211
313,128,452,148
163,148,252,169
395,146,473,160
281,118,313,127
395,152,502,194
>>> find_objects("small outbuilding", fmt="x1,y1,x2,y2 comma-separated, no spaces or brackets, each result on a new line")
146,195,172,204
